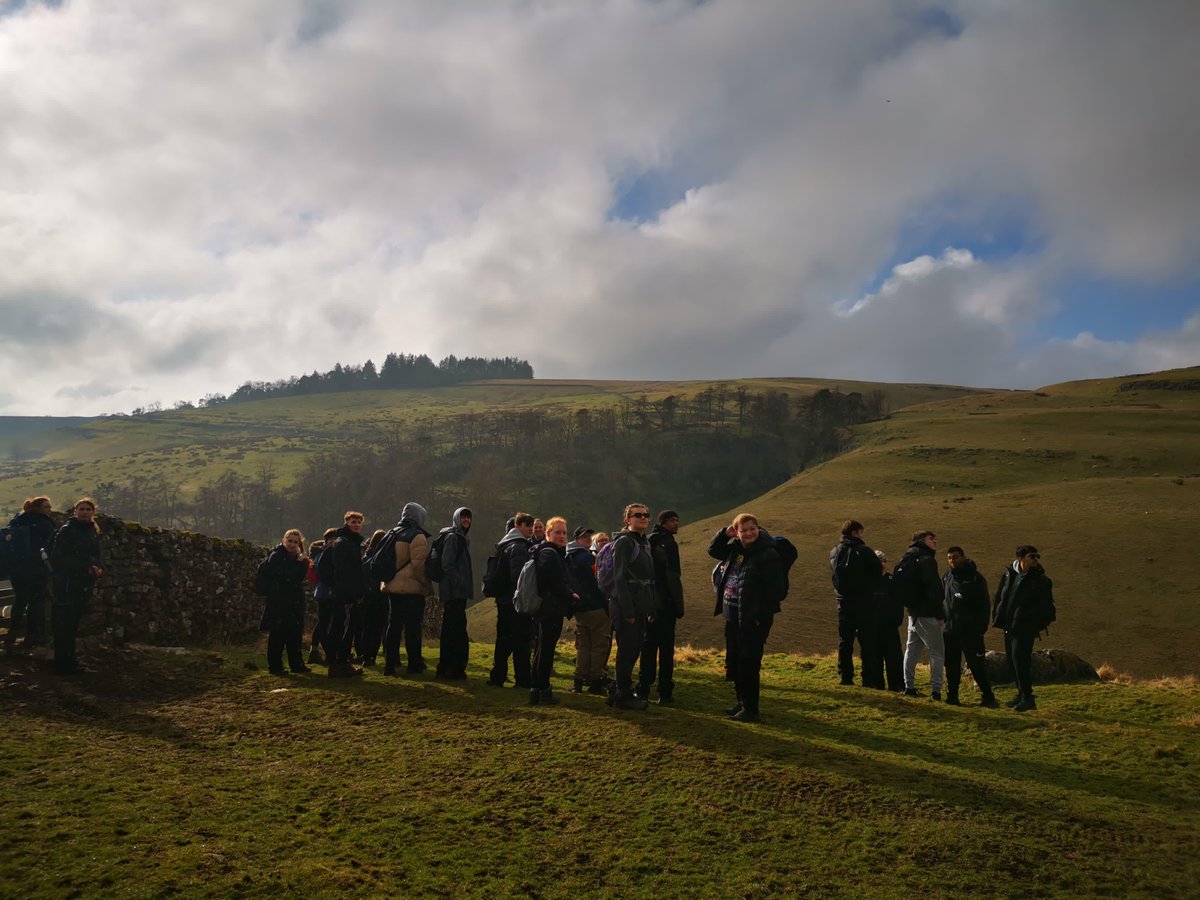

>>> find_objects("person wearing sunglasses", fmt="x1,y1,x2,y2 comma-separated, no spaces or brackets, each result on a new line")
992,545,1056,712
607,503,656,711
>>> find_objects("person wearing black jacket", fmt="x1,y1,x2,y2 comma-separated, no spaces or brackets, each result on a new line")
529,517,578,706
993,545,1056,712
942,546,998,707
4,496,56,652
608,503,656,711
486,513,535,689
638,510,685,705
435,507,474,680
48,498,104,675
829,519,884,688
323,511,367,677
262,529,312,675
708,513,788,722
566,526,610,694
899,530,947,700
872,551,904,692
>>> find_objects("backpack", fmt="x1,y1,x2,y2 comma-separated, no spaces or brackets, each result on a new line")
425,529,453,584
315,541,339,584
832,542,875,596
253,555,274,597
0,520,33,580
772,535,799,599
890,551,922,607
364,525,415,584
481,547,511,598
511,557,542,615
595,536,638,598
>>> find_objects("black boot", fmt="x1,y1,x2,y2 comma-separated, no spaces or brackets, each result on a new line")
945,690,960,706
540,689,560,706
570,678,585,693
587,678,608,695
528,688,541,706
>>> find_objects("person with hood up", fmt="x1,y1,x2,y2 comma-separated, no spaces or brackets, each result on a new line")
992,545,1056,712
435,506,473,679
528,517,579,706
942,545,998,707
323,511,368,678
48,497,104,675
381,501,433,676
638,510,685,705
4,496,56,653
566,525,611,694
486,513,535,688
261,528,312,675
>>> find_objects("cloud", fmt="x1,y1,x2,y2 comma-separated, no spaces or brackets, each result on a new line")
0,0,1197,414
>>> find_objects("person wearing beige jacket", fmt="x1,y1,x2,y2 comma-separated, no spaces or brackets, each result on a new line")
381,501,434,676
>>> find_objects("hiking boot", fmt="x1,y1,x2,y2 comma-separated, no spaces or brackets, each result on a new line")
614,694,648,711
587,679,608,695
528,688,541,706
1014,697,1038,712
570,678,585,694
269,669,290,677
944,691,960,706
930,691,942,702
903,688,922,697
485,677,506,688
839,677,855,686
727,701,744,716
540,689,560,706
1006,695,1022,708
634,684,651,701
730,708,760,723
658,695,674,706
980,695,999,709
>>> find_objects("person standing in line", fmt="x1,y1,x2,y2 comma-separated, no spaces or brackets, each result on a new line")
262,528,312,676
639,510,685,705
566,526,611,694
829,519,884,688
942,545,998,708
873,550,905,692
532,519,546,544
486,513,535,689
529,517,578,706
992,545,1056,712
323,512,367,678
898,530,946,700
4,496,56,653
435,507,473,680
607,503,655,711
591,532,610,553
358,529,389,666
381,502,433,676
48,498,103,676
307,527,339,665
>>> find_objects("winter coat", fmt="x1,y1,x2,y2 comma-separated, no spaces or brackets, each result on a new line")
327,525,366,601
874,572,904,630
493,528,532,606
261,544,309,629
437,507,474,601
49,516,103,588
896,541,945,619
565,544,605,614
708,527,787,623
993,562,1056,638
612,529,656,620
829,535,884,605
534,542,576,619
382,504,434,597
942,560,990,636
6,510,55,578
648,524,685,619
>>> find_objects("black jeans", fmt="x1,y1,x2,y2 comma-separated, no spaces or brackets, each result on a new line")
323,600,357,665
736,612,774,714
438,597,469,676
638,614,677,698
1004,630,1035,701
490,600,533,687
359,591,389,663
311,595,333,651
724,617,739,683
532,614,563,691
51,578,91,672
9,572,48,643
945,630,994,699
267,621,305,672
877,622,904,692
384,594,426,672
609,599,645,698
837,601,878,686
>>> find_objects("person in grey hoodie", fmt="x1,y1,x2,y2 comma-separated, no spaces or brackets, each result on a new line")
487,513,535,688
435,506,473,679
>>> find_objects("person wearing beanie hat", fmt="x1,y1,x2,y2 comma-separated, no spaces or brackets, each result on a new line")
657,509,679,526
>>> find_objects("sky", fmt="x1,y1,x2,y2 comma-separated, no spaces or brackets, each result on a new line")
2,0,1198,416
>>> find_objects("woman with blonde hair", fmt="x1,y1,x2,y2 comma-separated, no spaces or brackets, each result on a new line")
48,498,104,675
529,516,579,706
261,528,311,675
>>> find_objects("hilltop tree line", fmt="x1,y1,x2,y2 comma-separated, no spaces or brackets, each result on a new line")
91,386,888,545
124,353,534,414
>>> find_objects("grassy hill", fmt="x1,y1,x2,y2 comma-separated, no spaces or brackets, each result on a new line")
673,366,1200,679
1,642,1196,897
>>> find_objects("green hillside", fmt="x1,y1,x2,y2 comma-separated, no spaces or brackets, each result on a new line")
1,643,1196,897
674,367,1200,679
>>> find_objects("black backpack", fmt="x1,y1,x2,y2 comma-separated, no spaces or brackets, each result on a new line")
481,546,511,598
253,555,274,597
315,540,340,584
0,520,33,581
425,529,453,584
832,542,875,596
364,525,416,584
891,550,923,607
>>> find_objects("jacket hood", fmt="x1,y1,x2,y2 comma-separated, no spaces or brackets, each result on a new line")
399,502,427,529
498,527,527,547
951,559,980,580
336,524,364,543
452,507,471,533
565,541,590,554
908,540,934,557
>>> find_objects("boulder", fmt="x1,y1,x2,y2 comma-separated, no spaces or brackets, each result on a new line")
975,648,1100,686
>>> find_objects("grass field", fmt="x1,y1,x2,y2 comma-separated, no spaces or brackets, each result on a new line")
674,367,1200,679
1,642,1196,897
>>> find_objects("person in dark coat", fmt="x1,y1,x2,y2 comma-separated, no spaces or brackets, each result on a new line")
993,545,1056,712
638,510,685,704
899,530,946,700
356,529,390,666
262,529,312,675
872,550,905,692
435,507,473,679
486,512,535,689
528,517,578,706
323,511,367,677
566,526,610,694
48,498,104,675
607,503,656,711
307,528,339,665
4,496,56,652
709,513,788,722
942,546,998,707
829,519,884,688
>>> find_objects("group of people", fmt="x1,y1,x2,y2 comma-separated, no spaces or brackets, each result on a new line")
1,496,105,675
830,521,1056,712
4,494,1057,718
